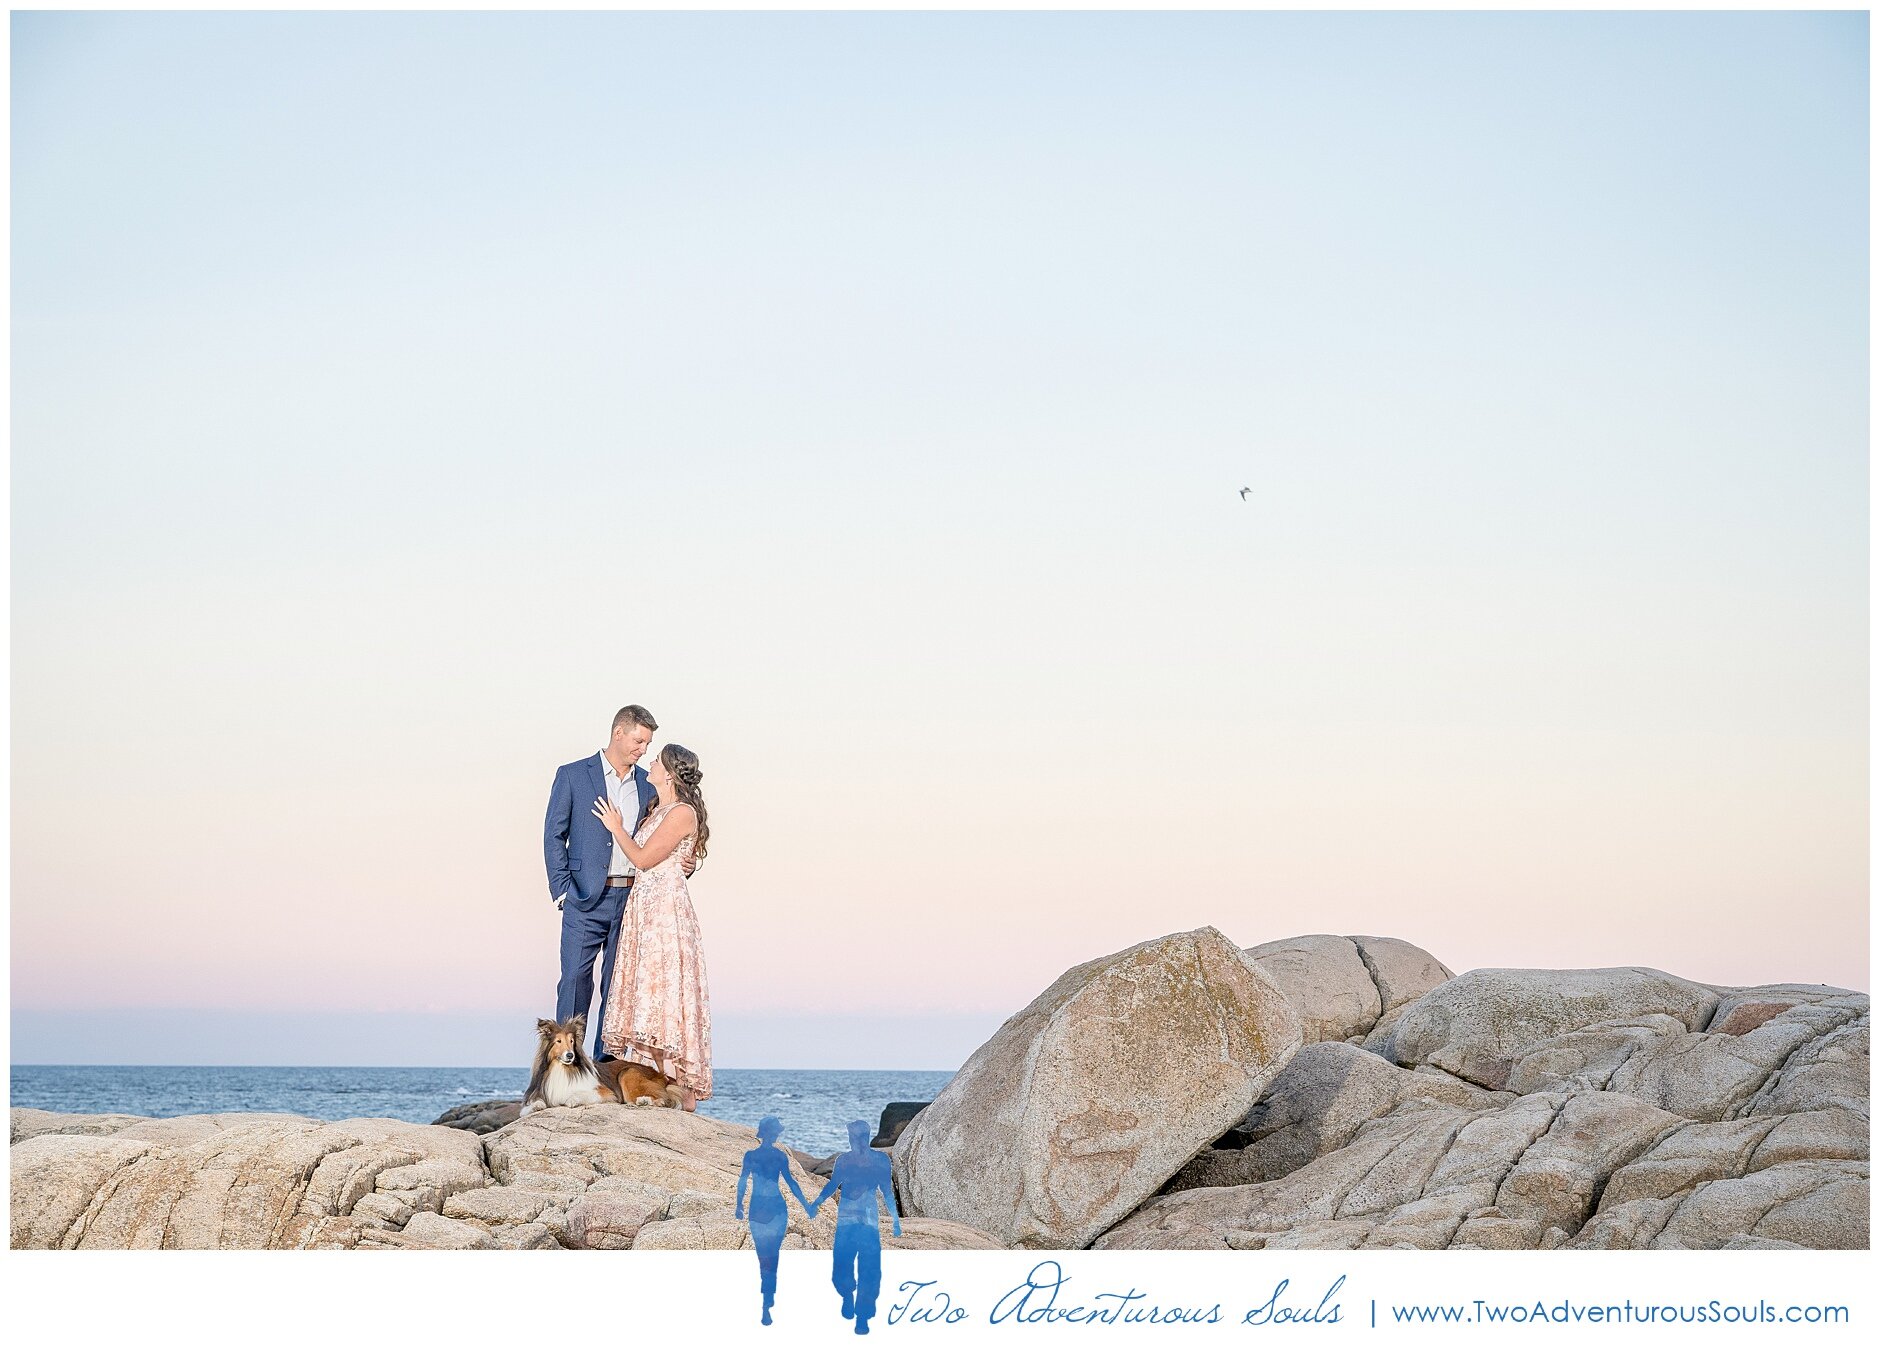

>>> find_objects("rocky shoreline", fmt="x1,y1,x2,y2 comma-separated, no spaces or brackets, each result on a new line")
893,929,1867,1250
9,1102,1000,1251
10,927,1868,1250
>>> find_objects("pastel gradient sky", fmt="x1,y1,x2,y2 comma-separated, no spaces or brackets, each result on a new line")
10,11,1868,1065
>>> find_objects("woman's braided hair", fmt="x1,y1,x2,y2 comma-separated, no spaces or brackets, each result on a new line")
649,743,710,864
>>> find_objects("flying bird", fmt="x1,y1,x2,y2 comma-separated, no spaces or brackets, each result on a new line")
1238,486,1251,501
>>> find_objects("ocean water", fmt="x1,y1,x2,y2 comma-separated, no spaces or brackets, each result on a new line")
9,1065,954,1156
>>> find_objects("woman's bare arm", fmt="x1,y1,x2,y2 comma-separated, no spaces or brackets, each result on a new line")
592,798,696,870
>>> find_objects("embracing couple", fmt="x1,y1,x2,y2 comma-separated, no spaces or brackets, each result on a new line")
544,704,713,1112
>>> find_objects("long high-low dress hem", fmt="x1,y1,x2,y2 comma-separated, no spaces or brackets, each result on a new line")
599,804,713,1099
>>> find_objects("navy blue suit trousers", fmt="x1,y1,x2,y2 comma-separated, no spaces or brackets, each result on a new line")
557,884,630,1056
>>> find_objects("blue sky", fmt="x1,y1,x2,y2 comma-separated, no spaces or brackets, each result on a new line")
10,10,1868,1066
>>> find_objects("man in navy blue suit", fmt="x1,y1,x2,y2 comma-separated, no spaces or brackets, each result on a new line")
544,703,658,1060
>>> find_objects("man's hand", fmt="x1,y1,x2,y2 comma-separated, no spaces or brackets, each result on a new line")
681,852,698,877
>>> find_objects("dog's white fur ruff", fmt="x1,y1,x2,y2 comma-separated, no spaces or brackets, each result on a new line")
521,1052,612,1117
542,1059,610,1107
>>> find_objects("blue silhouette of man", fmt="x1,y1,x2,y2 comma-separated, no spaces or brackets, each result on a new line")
808,1119,902,1334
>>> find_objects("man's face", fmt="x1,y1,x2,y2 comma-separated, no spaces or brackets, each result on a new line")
621,724,654,765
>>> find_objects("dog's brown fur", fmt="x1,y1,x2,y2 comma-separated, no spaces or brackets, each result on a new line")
521,1016,683,1115
601,1057,685,1108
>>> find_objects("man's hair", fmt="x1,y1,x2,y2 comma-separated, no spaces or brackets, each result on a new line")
611,704,658,735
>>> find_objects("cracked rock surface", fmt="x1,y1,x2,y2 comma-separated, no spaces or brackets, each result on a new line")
10,1104,999,1251
1094,950,1867,1251
891,926,1305,1249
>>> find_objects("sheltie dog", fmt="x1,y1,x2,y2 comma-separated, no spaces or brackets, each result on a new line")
520,1016,684,1116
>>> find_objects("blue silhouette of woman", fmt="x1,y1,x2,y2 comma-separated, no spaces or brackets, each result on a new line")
735,1115,815,1325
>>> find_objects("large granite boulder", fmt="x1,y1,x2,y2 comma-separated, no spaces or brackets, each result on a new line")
1241,935,1382,1043
1352,935,1457,1029
893,926,1304,1248
1239,934,1452,1045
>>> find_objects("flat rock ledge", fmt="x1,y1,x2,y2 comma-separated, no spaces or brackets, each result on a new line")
10,1104,1000,1251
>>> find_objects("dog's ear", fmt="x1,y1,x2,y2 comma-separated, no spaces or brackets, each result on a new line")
537,1019,558,1038
569,1014,588,1039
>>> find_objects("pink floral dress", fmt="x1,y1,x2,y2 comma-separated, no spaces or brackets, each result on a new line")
599,804,713,1100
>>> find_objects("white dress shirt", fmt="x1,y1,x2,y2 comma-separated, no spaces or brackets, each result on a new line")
600,751,638,880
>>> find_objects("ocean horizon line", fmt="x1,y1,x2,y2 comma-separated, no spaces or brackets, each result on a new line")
9,1062,955,1155
9,1006,1008,1070
10,1061,954,1073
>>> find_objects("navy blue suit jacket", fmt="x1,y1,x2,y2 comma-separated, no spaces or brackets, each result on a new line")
545,753,654,910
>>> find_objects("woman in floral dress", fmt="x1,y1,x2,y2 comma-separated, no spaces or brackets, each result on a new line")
593,743,713,1111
